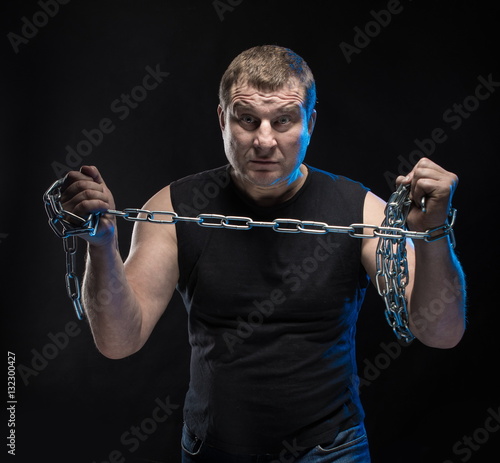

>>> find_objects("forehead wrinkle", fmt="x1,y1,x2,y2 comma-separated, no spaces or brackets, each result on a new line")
229,90,306,118
229,83,305,107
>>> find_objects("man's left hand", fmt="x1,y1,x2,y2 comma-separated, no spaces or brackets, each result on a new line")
396,157,458,232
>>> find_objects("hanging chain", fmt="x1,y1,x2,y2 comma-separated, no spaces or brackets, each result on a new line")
62,235,85,320
43,178,456,337
375,185,414,342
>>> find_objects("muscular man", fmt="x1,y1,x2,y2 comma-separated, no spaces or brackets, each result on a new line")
60,45,466,462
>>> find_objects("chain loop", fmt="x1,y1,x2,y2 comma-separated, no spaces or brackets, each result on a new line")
62,236,85,320
297,221,329,234
43,178,456,338
222,216,253,230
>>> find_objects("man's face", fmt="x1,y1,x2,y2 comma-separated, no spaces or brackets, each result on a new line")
218,81,316,194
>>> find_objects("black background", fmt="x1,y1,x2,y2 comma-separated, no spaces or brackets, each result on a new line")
1,1,499,462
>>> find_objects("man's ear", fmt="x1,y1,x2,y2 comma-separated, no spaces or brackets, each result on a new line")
217,104,226,131
308,109,317,136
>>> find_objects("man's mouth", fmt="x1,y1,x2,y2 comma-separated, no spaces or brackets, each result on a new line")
250,160,278,164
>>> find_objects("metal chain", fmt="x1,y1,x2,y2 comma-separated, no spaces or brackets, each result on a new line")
43,178,456,337
62,235,85,320
376,184,413,342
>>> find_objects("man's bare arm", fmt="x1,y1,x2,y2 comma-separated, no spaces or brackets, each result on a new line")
61,166,179,359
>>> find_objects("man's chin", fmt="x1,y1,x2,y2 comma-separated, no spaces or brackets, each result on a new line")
245,171,283,188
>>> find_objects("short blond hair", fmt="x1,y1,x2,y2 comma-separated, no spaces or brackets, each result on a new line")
219,45,317,116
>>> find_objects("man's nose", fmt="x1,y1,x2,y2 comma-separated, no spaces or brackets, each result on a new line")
253,121,277,151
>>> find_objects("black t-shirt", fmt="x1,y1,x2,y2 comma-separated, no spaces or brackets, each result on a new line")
170,164,370,454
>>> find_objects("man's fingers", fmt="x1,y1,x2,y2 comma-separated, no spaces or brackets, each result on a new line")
61,179,103,203
61,170,93,191
80,165,105,185
72,198,110,218
395,174,412,186
410,177,438,209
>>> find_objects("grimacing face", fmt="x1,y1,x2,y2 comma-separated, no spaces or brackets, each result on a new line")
218,80,317,200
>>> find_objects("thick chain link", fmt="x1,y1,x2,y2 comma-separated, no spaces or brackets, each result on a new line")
62,235,85,320
43,178,456,338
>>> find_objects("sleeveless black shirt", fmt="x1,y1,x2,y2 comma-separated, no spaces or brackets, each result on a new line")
170,164,370,454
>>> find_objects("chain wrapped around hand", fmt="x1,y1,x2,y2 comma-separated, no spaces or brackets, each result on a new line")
43,178,456,338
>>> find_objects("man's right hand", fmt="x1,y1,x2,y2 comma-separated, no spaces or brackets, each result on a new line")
60,165,117,248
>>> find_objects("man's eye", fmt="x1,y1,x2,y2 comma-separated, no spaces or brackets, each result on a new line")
277,116,291,124
240,115,256,124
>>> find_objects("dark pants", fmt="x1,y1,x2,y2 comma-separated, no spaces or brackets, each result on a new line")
181,424,371,463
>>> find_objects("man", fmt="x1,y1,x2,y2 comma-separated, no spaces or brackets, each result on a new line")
60,45,466,462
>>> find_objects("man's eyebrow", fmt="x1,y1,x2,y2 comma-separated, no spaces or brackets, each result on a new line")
232,102,303,113
232,103,253,112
